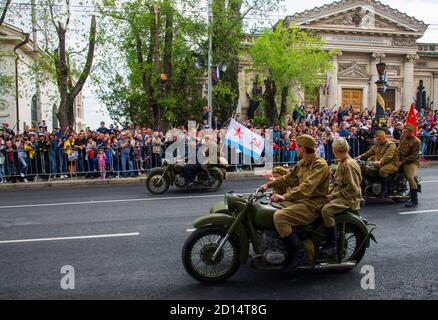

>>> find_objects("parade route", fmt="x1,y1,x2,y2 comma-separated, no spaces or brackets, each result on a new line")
0,168,437,299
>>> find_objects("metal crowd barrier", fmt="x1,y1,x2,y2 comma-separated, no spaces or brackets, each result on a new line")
0,136,435,183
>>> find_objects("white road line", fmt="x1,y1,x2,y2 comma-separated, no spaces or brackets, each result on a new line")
421,180,438,184
0,194,225,210
0,232,140,244
398,209,438,215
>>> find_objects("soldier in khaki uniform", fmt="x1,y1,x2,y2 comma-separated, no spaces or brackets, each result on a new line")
357,130,398,197
320,137,362,255
398,124,421,208
260,134,329,271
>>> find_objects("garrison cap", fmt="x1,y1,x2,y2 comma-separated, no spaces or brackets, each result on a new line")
296,134,316,149
404,124,415,132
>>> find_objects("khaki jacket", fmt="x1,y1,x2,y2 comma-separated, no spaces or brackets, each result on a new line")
398,135,421,165
268,156,329,202
360,140,398,165
330,156,362,210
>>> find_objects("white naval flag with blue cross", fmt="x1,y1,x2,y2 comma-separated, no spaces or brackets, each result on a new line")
224,119,265,160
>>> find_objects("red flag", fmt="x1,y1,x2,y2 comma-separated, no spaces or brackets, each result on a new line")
406,103,417,136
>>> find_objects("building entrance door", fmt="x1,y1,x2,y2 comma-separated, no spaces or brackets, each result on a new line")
342,89,363,113
382,88,396,111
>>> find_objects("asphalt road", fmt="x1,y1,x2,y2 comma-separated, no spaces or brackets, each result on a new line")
0,168,437,300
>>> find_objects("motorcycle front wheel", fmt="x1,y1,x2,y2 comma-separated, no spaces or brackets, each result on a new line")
182,226,241,283
209,172,223,192
145,172,170,195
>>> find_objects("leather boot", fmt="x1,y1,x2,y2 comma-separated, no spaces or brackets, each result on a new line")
378,177,389,198
405,189,418,208
281,233,308,272
319,226,338,256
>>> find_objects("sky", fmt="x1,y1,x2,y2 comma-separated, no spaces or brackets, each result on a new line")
82,0,438,129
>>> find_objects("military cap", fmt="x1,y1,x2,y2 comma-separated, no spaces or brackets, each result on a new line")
375,130,386,138
404,124,415,132
272,166,289,176
296,134,316,149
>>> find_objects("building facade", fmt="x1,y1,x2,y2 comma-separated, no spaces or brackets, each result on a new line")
0,23,85,132
238,0,438,116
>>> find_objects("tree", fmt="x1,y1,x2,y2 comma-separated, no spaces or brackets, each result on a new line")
46,1,97,131
95,0,207,128
0,0,13,96
250,23,335,125
211,0,282,123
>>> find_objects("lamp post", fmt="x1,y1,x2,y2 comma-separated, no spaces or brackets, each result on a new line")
207,0,213,128
374,61,387,131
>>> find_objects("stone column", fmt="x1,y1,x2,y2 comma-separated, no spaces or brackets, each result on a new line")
328,51,342,108
370,53,385,110
403,54,419,108
433,73,438,110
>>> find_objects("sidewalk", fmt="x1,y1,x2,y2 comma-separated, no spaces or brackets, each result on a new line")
1,161,437,190
0,170,260,190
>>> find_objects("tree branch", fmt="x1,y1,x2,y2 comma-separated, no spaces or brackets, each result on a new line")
69,15,96,99
0,0,12,27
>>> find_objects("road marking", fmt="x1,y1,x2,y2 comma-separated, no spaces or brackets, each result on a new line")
0,232,140,244
186,228,196,232
398,209,438,215
0,194,226,210
421,179,438,184
0,192,253,210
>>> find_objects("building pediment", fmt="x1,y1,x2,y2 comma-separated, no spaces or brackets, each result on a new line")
285,0,428,37
338,62,370,79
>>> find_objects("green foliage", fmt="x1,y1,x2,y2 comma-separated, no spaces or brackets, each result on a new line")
252,115,267,127
249,22,335,125
94,0,207,128
250,23,335,89
212,80,237,122
0,73,13,96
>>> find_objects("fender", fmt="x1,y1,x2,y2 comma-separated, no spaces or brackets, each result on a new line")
334,213,376,247
208,166,226,179
192,213,249,264
209,201,228,214
150,166,174,185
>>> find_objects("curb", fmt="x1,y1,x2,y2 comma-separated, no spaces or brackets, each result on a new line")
0,171,260,190
1,162,437,190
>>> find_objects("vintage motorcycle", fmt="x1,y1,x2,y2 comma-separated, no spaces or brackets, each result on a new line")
182,189,376,283
356,160,421,202
146,159,228,195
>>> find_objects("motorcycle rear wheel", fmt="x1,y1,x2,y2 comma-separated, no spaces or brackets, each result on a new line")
182,226,241,283
336,222,367,265
145,172,170,195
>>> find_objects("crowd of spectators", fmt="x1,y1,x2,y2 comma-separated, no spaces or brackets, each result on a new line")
1,104,438,183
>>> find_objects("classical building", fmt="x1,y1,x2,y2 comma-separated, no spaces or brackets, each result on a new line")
0,23,85,132
238,0,438,116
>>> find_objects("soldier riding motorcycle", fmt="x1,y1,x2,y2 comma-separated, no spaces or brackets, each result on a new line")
355,130,421,202
182,135,376,283
146,139,228,195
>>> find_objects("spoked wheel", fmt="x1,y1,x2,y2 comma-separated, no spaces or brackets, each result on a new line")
182,226,240,283
145,172,170,195
336,222,367,265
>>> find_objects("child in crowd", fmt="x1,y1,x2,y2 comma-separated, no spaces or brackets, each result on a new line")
97,148,107,179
